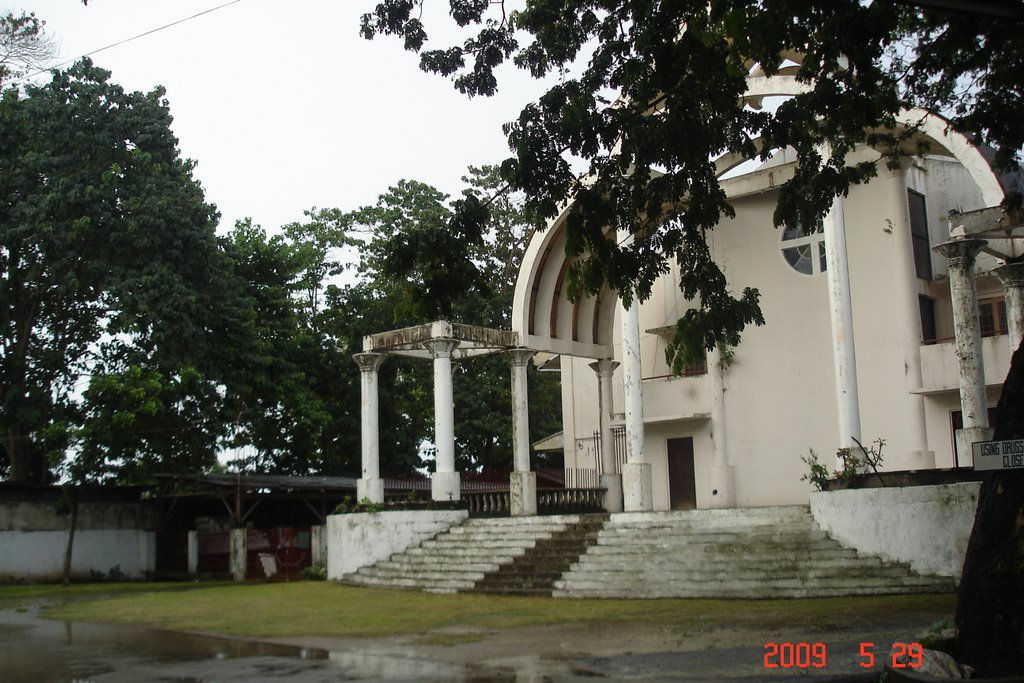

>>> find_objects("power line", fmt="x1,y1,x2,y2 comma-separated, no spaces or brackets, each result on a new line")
12,0,245,85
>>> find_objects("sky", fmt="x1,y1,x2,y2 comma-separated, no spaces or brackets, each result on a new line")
21,0,548,235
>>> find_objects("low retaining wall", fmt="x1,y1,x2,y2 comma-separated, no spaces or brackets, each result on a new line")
326,509,468,579
0,497,157,582
809,482,980,579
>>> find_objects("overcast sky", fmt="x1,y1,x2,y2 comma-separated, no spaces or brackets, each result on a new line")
23,0,548,234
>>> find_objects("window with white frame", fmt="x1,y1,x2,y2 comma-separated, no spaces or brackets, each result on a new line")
780,219,827,275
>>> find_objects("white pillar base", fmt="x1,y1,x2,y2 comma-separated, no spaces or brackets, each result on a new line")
431,471,461,502
601,473,623,513
229,528,247,582
310,525,326,566
906,450,936,471
186,530,199,575
356,478,384,504
956,427,994,468
510,471,537,517
707,465,735,509
622,462,653,512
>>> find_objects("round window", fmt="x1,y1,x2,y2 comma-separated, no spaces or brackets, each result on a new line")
780,220,827,275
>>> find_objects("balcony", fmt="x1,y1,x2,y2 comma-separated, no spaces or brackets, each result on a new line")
917,334,1014,394
641,372,712,422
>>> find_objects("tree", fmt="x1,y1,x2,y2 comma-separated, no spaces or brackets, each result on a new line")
221,215,365,476
360,1,1022,674
0,59,230,485
0,10,56,86
348,172,562,473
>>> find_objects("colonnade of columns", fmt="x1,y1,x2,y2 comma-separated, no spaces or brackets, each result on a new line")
354,341,539,516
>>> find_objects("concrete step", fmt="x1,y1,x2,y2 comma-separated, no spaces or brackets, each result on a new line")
559,564,923,583
471,515,609,596
554,582,954,599
376,559,502,573
354,566,487,582
555,574,954,594
573,552,876,569
338,506,955,600
592,529,831,545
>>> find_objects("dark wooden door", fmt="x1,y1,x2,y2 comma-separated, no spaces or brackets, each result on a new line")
667,437,697,510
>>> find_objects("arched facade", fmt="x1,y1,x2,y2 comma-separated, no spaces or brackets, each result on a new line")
512,62,1023,512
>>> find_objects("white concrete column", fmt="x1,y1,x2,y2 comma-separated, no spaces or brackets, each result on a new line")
353,352,387,503
589,359,622,512
507,348,537,516
934,239,992,464
186,530,199,575
310,525,326,567
993,261,1024,352
823,193,863,468
618,287,653,512
707,346,735,508
229,528,247,582
424,339,461,501
885,166,934,469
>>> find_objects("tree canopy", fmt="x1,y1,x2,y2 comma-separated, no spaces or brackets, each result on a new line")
343,171,562,473
0,59,232,485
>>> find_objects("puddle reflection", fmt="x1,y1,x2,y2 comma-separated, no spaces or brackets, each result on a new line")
0,609,582,682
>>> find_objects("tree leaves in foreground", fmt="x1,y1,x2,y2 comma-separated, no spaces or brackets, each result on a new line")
361,0,1023,367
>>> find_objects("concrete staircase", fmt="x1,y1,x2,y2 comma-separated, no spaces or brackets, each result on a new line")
341,506,956,598
471,514,608,595
341,514,601,595
555,506,956,598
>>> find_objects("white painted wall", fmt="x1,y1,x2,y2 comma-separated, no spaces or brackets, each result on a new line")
0,529,155,582
809,483,980,578
0,499,157,582
326,509,468,579
557,152,1007,511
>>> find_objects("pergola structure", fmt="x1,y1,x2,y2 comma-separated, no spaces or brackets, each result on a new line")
353,321,541,516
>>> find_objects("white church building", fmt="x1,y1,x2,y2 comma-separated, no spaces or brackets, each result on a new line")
352,63,1023,518
511,72,1024,513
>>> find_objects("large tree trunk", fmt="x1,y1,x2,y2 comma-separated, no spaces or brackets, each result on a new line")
5,424,48,485
955,340,1024,676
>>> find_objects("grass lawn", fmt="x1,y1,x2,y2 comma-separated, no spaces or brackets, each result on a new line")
0,581,956,641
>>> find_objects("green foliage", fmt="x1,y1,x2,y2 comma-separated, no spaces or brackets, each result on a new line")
360,0,1022,371
302,562,327,581
0,59,231,484
799,449,830,492
333,496,383,514
344,168,562,474
801,438,886,491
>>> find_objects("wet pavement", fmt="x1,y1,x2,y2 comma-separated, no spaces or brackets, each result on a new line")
0,606,924,682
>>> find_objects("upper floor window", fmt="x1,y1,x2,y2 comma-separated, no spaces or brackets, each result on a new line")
908,190,932,280
979,296,1008,337
780,219,826,276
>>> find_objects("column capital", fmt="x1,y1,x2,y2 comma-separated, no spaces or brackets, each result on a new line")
933,238,987,270
353,352,386,372
588,358,620,377
993,261,1024,289
505,348,536,367
423,338,459,358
